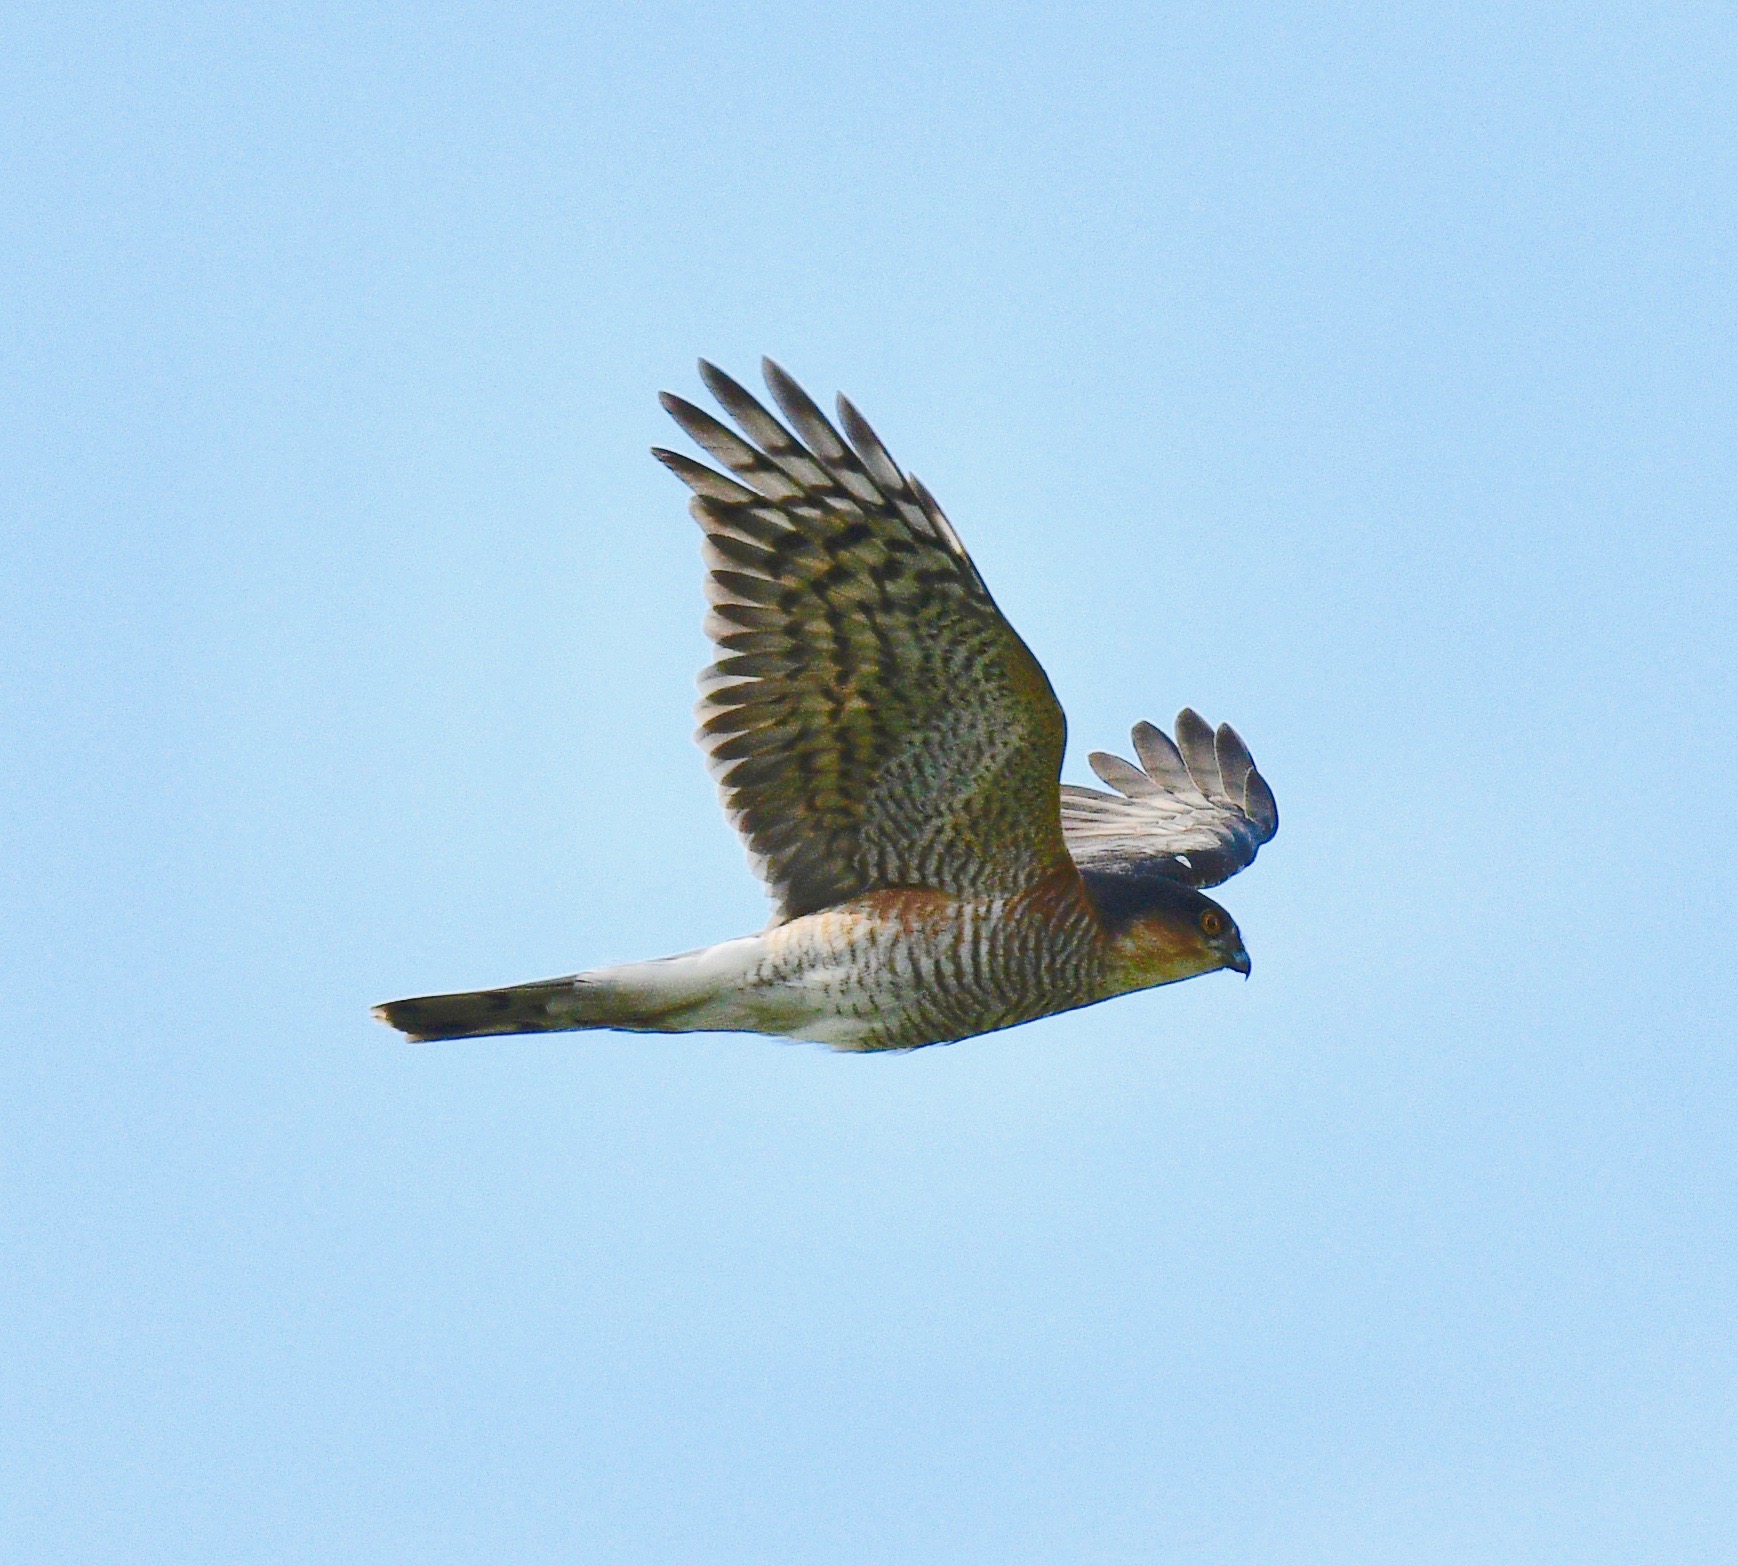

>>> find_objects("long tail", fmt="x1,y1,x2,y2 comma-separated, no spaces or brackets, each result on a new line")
373,938,777,1043
372,977,603,1042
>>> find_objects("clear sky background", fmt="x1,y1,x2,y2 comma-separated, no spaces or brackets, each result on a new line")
4,3,1734,1562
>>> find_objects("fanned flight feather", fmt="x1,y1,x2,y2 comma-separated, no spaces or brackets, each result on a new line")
1059,709,1278,889
656,360,1072,922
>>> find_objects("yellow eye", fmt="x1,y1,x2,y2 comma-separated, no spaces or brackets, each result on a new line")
1199,909,1224,938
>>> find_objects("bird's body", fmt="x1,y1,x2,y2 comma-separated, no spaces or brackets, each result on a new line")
376,360,1277,1052
380,867,1233,1051
660,873,1112,1051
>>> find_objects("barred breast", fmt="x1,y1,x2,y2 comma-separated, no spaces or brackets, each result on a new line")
748,869,1111,1051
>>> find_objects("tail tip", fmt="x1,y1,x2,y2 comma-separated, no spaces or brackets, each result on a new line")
372,999,434,1042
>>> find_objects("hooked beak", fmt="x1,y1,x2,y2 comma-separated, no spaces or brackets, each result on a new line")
1229,948,1251,978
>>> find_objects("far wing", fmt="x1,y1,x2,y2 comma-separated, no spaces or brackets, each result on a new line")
1059,710,1278,889
655,359,1073,923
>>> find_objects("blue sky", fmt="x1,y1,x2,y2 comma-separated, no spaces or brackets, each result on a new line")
3,3,1734,1561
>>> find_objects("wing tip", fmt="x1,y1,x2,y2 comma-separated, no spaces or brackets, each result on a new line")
1066,708,1279,881
697,357,749,405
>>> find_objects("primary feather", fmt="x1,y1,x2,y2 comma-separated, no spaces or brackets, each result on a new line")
1059,711,1278,889
654,357,1071,923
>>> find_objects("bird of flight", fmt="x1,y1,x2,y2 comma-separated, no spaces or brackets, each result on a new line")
375,360,1277,1052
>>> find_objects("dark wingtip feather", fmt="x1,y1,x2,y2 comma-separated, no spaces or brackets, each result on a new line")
698,357,753,407
760,360,842,450
1174,707,1224,800
759,359,812,430
1214,723,1255,801
651,447,761,505
1244,767,1279,841
662,389,726,438
835,393,877,446
660,391,728,444
1088,749,1156,797
1130,720,1192,790
837,393,921,507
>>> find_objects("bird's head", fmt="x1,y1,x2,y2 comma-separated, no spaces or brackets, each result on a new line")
1081,867,1251,994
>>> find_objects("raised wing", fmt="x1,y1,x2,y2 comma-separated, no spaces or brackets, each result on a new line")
654,359,1072,922
1059,710,1278,889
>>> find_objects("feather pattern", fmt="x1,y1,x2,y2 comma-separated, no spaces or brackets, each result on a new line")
656,359,1072,922
1060,710,1278,889
375,359,1278,1055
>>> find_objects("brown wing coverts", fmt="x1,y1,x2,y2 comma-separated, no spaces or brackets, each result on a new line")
1059,710,1278,888
654,359,1071,922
